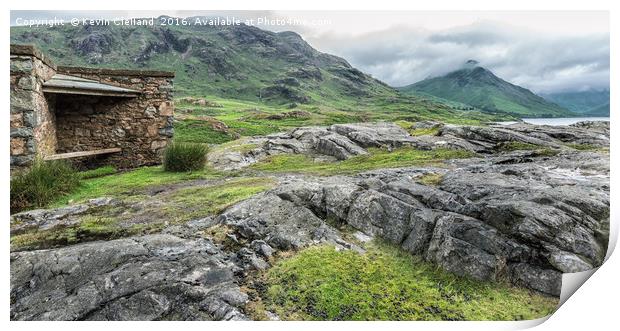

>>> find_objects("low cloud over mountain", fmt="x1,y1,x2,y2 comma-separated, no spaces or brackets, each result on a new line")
11,11,609,94
309,21,609,93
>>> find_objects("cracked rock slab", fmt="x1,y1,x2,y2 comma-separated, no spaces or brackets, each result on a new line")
10,234,248,321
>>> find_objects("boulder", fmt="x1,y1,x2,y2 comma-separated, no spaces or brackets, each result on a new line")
217,192,343,250
316,133,368,160
329,122,418,148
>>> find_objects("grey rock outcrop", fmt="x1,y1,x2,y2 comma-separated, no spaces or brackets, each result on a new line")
11,234,249,321
208,121,610,170
222,146,609,296
329,122,419,148
11,197,117,235
436,122,609,153
11,187,358,321
208,122,421,170
217,191,348,251
10,120,610,319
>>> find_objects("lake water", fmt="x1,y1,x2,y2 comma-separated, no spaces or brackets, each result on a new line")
496,117,610,126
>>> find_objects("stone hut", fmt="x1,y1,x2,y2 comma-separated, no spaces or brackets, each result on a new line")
10,44,175,171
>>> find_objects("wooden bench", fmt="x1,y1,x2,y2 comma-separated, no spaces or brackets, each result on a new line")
43,148,122,161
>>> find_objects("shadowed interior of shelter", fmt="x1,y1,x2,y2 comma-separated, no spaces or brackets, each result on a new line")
45,94,134,168
10,44,175,171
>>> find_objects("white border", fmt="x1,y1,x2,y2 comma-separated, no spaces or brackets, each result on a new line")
3,1,617,330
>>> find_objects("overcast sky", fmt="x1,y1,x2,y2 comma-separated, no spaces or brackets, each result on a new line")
11,10,610,93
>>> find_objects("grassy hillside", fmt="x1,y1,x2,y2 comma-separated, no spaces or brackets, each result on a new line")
402,90,479,111
399,64,573,118
541,90,610,116
584,102,610,116
11,19,513,145
11,21,393,104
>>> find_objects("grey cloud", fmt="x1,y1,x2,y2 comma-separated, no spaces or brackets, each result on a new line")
427,23,513,46
305,22,609,93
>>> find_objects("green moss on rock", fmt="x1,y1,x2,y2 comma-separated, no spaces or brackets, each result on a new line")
260,242,558,321
252,147,476,175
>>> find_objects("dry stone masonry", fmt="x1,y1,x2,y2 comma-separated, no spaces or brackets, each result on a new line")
10,45,56,167
10,44,175,170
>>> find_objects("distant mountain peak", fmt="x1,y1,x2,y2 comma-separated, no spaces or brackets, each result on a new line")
455,60,493,78
399,62,573,118
444,63,497,85
464,59,479,67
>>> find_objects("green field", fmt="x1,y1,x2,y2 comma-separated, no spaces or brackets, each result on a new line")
172,95,511,146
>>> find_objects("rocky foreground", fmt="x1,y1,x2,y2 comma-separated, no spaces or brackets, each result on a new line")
10,121,610,320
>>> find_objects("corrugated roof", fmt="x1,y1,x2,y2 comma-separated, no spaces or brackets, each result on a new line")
42,74,140,97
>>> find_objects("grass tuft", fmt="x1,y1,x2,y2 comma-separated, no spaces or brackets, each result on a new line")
11,177,274,251
395,120,441,136
163,142,209,172
165,177,275,222
418,173,444,186
11,159,81,213
10,213,163,251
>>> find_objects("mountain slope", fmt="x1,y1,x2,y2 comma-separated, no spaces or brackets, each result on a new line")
399,61,573,118
583,102,610,116
541,90,610,116
10,17,397,105
10,18,516,126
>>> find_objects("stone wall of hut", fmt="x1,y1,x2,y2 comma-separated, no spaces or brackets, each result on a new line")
10,45,57,170
10,45,175,171
53,67,174,168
